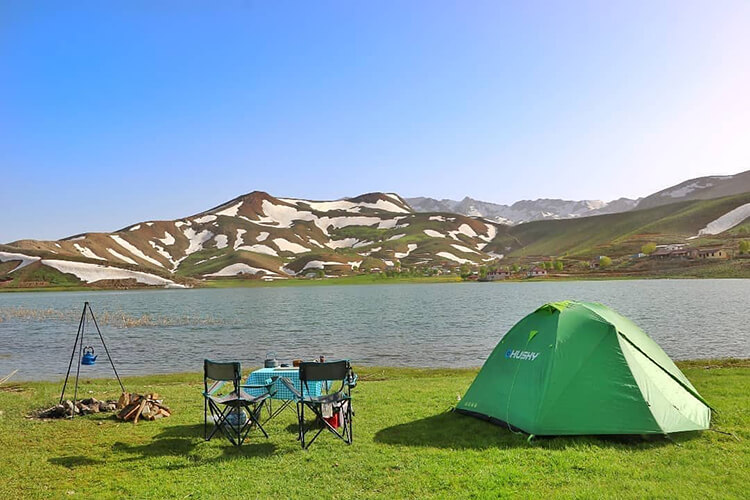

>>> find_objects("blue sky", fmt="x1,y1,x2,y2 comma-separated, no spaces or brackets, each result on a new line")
2,1,749,242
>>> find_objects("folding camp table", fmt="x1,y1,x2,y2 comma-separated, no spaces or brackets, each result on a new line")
245,367,328,419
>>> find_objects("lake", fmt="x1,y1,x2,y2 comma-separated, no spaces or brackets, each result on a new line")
1,279,748,381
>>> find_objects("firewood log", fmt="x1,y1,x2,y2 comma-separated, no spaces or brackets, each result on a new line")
132,398,148,424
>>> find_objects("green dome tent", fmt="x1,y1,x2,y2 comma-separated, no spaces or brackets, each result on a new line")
456,301,711,435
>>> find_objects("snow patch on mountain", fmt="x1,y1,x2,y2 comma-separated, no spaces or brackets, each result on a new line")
282,197,409,214
234,229,247,250
110,235,164,268
74,244,106,261
193,215,217,224
377,217,407,229
149,241,178,269
273,238,310,254
0,251,41,272
236,244,278,256
107,248,138,265
42,259,177,286
451,244,479,254
183,228,214,255
662,181,713,198
214,235,229,249
215,202,242,217
302,260,346,271
457,224,477,238
327,238,360,249
436,252,474,264
394,244,418,259
205,263,273,277
158,231,176,246
697,203,750,235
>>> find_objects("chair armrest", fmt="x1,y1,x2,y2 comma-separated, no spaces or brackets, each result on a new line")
241,376,279,397
205,380,225,396
278,377,302,399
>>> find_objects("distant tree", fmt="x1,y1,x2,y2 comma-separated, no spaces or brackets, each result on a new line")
553,260,564,271
479,266,488,279
315,269,325,278
599,256,612,268
641,242,657,255
511,264,520,273
459,263,471,279
740,240,750,255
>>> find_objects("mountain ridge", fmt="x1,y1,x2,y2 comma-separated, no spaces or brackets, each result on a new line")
1,171,748,289
406,169,749,224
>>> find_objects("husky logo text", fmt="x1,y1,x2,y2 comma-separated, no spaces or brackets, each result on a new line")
505,349,540,361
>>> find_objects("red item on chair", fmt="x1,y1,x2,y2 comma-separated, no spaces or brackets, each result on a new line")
324,412,339,429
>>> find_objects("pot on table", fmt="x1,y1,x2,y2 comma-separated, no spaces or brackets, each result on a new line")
264,352,279,369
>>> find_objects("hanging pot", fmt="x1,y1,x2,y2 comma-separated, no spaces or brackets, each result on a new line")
81,346,97,366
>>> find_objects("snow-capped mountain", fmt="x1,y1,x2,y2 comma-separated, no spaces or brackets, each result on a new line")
405,196,639,225
407,169,749,224
1,191,503,287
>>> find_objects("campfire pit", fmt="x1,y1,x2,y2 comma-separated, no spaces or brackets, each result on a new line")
117,393,172,423
35,397,119,419
33,392,171,423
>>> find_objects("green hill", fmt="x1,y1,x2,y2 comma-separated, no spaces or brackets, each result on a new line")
485,192,750,259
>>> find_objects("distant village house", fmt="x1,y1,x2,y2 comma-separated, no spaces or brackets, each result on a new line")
483,269,510,281
650,244,729,260
697,248,729,259
526,266,547,277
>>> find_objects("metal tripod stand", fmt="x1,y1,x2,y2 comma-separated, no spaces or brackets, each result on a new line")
59,302,125,415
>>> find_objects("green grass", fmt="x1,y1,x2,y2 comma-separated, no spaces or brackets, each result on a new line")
0,361,747,498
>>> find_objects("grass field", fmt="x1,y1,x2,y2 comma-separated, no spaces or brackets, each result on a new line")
0,361,747,498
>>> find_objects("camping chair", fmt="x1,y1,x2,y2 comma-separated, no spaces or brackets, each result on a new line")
281,360,357,449
202,359,276,446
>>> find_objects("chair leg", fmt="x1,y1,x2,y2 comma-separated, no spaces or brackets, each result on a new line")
300,401,305,448
347,401,353,444
207,402,236,444
235,407,241,446
247,403,269,439
300,401,351,449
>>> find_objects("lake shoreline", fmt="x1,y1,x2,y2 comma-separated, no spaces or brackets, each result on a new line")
2,271,749,293
7,357,748,383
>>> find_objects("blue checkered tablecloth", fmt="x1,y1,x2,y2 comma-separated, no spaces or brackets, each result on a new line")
244,367,326,401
